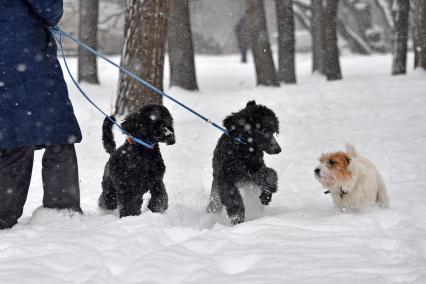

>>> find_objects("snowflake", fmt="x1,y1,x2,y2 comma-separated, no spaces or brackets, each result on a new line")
68,135,77,143
17,64,27,72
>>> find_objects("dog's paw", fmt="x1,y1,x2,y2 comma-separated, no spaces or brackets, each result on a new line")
230,215,244,225
259,190,272,205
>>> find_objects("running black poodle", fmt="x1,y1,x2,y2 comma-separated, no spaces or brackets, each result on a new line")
99,105,175,218
207,101,281,224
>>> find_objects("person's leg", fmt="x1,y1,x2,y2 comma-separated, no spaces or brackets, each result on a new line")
42,144,82,213
241,47,248,63
0,147,34,229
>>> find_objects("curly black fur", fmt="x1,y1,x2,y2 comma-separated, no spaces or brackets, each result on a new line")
206,101,281,225
99,105,176,218
102,116,117,155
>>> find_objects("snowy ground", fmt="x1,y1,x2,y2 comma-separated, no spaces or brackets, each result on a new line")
1,53,426,283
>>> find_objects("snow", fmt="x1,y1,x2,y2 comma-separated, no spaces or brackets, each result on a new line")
1,53,426,283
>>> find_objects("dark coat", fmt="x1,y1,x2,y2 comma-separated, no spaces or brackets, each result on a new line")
0,0,81,149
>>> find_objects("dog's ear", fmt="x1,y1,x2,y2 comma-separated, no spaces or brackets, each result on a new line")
121,113,142,136
344,154,351,165
223,113,238,132
246,100,256,107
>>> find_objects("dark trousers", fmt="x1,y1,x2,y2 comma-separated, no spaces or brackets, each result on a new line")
240,47,248,63
0,144,81,229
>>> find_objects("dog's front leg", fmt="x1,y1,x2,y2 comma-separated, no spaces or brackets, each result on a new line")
252,166,278,205
218,182,245,225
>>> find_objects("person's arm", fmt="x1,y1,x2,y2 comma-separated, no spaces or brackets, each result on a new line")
26,0,64,26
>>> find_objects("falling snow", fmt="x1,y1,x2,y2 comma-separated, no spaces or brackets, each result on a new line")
0,53,425,283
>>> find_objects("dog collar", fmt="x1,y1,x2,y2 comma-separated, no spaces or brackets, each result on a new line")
339,187,347,198
127,137,135,145
324,188,347,198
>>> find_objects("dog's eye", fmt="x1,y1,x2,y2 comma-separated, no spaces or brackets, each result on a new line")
163,126,173,135
329,160,337,165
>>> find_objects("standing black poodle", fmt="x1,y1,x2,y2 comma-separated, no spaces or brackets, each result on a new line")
207,101,281,224
99,105,175,218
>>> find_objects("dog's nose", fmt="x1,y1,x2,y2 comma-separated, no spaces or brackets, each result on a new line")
314,168,321,176
274,146,282,154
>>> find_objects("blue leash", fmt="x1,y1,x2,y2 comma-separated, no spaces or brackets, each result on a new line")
49,26,245,149
51,32,154,149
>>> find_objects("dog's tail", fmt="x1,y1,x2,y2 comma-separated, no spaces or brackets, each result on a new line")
346,143,358,158
103,116,116,155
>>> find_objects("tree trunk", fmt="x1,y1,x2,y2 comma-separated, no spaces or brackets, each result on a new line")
115,0,169,115
246,0,280,86
276,0,296,84
323,0,342,81
78,0,99,84
311,0,324,73
392,0,410,75
414,0,426,69
168,0,198,91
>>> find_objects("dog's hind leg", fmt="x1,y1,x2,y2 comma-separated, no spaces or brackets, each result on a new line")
148,181,168,213
218,182,245,225
207,179,223,214
99,175,118,210
376,175,389,208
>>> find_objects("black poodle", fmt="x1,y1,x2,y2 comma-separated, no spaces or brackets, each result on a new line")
99,105,175,218
207,101,281,224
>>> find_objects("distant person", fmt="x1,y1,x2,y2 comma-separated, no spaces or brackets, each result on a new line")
235,16,250,63
0,0,83,229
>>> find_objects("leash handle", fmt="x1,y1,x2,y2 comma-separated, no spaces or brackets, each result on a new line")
51,31,155,149
49,26,245,145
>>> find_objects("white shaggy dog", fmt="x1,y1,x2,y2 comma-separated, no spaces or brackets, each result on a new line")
314,144,389,211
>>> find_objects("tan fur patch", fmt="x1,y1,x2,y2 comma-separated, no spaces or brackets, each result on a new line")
320,152,352,183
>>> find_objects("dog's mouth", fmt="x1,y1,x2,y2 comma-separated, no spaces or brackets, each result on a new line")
159,126,175,145
165,135,176,145
265,145,281,155
264,136,282,155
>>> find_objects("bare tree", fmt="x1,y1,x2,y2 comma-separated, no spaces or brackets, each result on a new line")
78,0,99,84
115,0,169,115
296,0,380,55
336,20,372,54
373,0,394,40
392,0,410,75
414,0,426,70
246,0,280,86
323,0,342,81
168,0,198,91
293,1,311,30
341,0,385,53
276,0,296,83
311,0,324,73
